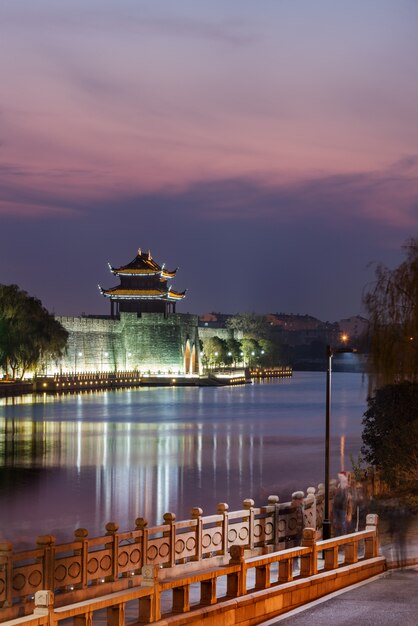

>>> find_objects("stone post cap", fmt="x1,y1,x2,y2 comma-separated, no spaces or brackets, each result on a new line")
217,502,229,513
163,512,176,523
191,507,203,518
229,545,245,563
291,491,305,500
243,498,255,509
0,541,13,552
302,527,316,540
35,590,54,608
36,535,56,545
366,513,379,526
74,528,89,539
267,495,279,504
105,522,119,533
135,517,148,529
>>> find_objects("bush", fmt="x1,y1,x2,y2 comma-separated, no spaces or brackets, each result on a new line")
361,382,418,493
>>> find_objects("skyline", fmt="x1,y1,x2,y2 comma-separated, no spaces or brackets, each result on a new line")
1,1,418,321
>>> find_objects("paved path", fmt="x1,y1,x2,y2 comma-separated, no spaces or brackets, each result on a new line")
260,565,418,626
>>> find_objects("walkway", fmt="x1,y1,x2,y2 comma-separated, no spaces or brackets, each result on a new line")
261,565,418,625
261,531,418,626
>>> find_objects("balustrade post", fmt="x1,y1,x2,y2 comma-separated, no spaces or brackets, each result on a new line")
228,545,244,596
323,545,339,570
306,487,317,531
317,483,325,532
36,535,56,590
34,590,54,616
365,514,379,558
74,611,93,626
74,528,89,589
191,507,203,562
107,603,125,626
278,558,293,583
140,564,160,622
300,527,317,576
105,522,119,582
0,542,13,607
217,503,229,556
265,496,279,551
243,499,255,550
163,513,176,567
135,517,148,568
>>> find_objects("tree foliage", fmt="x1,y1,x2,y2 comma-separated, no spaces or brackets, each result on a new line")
0,284,68,379
226,313,283,365
364,238,418,388
226,313,270,339
361,382,418,492
201,336,228,368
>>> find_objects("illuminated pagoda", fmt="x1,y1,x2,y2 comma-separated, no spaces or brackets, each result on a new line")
99,248,186,317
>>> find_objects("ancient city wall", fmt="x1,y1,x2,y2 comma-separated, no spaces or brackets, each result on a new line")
53,312,200,375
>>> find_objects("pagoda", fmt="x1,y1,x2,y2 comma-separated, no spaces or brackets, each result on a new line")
99,248,186,317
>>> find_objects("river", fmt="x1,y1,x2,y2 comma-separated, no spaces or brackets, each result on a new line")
0,371,368,548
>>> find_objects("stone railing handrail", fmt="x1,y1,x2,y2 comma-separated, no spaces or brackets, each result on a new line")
0,484,334,622
1,515,382,626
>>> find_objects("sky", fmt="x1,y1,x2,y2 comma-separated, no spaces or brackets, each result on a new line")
1,0,418,322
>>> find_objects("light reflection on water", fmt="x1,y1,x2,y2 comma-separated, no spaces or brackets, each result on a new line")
0,372,367,547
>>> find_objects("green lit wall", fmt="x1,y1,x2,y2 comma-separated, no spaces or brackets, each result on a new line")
53,312,200,375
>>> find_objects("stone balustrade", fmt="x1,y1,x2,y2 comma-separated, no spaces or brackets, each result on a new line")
0,515,383,626
0,485,336,622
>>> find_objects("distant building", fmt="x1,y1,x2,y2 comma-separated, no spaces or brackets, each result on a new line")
337,316,369,340
266,313,340,347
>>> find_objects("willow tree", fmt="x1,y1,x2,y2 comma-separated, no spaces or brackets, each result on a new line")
0,284,68,379
364,238,418,389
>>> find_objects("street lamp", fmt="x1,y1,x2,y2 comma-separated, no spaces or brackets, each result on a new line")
323,342,356,540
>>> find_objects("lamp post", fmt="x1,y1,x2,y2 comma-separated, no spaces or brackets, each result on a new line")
322,342,355,540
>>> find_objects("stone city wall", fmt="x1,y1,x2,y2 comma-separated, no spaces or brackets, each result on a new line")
53,312,200,375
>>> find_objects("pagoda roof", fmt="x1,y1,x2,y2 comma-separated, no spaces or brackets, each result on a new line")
99,286,186,301
109,249,177,278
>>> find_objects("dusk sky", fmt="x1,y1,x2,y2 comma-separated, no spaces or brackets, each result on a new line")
1,0,417,321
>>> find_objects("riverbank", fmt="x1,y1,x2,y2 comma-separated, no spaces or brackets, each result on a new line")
0,366,295,397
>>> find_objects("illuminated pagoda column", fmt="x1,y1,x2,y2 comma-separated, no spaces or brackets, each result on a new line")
98,248,186,317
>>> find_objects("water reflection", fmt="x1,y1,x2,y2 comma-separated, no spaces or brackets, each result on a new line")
0,373,368,547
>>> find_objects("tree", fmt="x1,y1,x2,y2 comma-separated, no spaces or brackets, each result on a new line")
226,337,242,365
0,284,68,379
227,313,284,365
361,382,418,493
226,313,270,339
363,238,418,388
201,336,228,368
241,337,261,365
